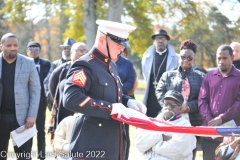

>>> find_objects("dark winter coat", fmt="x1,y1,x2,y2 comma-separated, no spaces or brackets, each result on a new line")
155,66,206,126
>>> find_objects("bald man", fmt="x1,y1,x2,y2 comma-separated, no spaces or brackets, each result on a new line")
230,42,240,70
49,42,88,125
70,42,88,62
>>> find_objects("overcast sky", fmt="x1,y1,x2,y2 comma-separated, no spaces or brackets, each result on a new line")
26,0,240,25
216,0,240,21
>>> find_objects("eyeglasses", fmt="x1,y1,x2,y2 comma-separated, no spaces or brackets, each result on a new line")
75,49,88,54
27,47,40,51
154,36,167,41
63,47,71,50
181,56,193,61
163,100,180,108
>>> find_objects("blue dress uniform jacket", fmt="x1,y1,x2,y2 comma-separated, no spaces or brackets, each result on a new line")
63,48,131,160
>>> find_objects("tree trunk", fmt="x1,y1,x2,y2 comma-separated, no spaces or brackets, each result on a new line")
44,3,52,61
0,0,7,36
45,19,52,61
83,0,97,50
107,0,124,22
200,52,203,68
223,25,231,44
30,20,35,40
210,54,216,67
59,11,68,44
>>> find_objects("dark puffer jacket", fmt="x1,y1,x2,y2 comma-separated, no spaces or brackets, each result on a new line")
155,66,206,126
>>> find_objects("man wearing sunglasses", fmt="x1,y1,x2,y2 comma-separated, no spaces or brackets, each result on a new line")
43,38,76,111
26,41,51,160
45,37,76,82
53,37,76,69
47,38,76,77
142,29,179,118
63,19,147,160
135,90,196,160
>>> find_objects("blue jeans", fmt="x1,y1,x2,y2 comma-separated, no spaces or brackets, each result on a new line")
0,113,32,160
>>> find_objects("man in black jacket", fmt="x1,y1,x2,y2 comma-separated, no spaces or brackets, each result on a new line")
26,41,51,160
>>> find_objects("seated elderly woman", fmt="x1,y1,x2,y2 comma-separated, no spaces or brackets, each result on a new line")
135,90,196,160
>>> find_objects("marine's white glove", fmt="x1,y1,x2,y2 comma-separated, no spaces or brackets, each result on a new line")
111,103,130,119
127,99,147,114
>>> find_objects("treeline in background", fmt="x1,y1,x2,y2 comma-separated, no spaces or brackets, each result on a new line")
0,0,240,75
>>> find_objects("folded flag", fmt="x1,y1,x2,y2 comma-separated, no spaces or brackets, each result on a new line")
111,108,240,137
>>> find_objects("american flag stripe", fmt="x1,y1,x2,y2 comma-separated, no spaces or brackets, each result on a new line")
112,112,240,137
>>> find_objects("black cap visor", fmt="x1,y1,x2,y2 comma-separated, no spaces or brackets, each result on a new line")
164,96,182,105
105,32,129,46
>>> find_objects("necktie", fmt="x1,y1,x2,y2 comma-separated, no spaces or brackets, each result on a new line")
35,62,40,75
36,66,40,74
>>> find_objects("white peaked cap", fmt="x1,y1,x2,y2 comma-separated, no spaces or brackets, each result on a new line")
96,19,136,39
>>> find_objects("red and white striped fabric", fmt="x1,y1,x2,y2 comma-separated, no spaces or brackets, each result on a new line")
111,108,240,137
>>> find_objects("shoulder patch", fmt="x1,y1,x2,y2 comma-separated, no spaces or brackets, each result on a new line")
72,69,87,87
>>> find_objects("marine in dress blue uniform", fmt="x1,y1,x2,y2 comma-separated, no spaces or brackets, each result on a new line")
63,20,146,160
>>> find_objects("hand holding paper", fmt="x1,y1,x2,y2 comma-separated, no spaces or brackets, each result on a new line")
25,116,36,129
11,125,38,147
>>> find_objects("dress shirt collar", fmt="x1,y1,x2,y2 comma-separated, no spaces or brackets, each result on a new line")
61,57,70,63
156,48,167,55
34,56,40,63
212,65,238,77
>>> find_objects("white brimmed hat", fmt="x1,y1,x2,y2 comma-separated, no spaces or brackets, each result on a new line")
96,19,136,46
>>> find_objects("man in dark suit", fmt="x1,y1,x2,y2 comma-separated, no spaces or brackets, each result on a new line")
26,41,51,160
